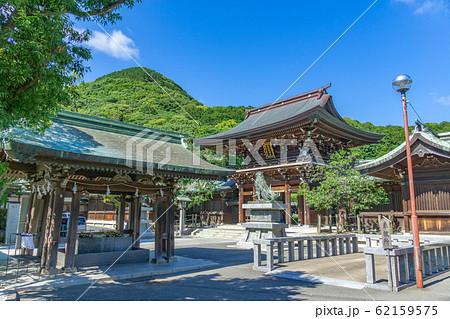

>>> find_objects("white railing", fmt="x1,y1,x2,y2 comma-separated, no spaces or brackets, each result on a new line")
364,240,450,291
252,234,359,272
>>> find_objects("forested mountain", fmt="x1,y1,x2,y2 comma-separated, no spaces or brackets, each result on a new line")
68,67,449,162
68,67,250,137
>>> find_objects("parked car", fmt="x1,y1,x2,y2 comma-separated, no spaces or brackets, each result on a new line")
60,214,87,237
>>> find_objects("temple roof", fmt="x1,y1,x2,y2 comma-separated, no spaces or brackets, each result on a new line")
356,125,450,181
195,84,384,147
1,111,233,179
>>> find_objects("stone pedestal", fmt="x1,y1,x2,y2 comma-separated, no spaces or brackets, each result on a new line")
140,219,154,239
237,202,288,247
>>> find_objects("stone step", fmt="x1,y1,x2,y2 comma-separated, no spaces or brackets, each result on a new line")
192,224,318,239
192,226,246,240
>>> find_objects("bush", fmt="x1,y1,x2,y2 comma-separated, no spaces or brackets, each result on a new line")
0,207,7,243
0,207,7,231
292,214,299,225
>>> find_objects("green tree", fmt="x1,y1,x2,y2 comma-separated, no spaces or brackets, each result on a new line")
299,151,389,230
215,119,238,132
176,179,216,209
0,0,141,132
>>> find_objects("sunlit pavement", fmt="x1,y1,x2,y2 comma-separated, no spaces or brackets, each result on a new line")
14,237,450,301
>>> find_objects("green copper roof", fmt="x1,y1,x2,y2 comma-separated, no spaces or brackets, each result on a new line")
356,130,450,171
2,111,233,178
55,111,188,140
195,86,383,145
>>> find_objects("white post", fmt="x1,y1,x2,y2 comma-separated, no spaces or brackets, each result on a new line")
180,208,185,235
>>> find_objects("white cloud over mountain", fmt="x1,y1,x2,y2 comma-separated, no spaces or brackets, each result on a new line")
84,29,139,60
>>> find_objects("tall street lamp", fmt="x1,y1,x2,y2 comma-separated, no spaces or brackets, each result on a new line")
392,74,423,288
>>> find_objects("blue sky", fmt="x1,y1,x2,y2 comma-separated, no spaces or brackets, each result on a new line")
77,0,450,126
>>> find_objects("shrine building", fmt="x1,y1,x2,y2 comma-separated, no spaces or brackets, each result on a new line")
1,111,232,271
357,122,450,233
194,84,383,225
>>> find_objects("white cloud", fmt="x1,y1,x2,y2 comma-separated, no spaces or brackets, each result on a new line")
415,0,447,14
432,94,450,105
393,0,448,14
85,29,139,60
393,0,416,3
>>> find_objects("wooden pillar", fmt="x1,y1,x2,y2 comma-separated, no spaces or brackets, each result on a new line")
285,182,292,225
24,192,36,234
238,186,244,224
317,214,322,234
166,191,176,261
329,211,333,233
25,193,41,255
152,193,165,263
152,190,176,263
404,215,410,233
129,197,135,235
117,195,126,234
132,196,141,248
27,192,41,233
64,190,81,269
40,190,54,267
37,194,51,257
357,214,361,234
297,195,305,225
304,198,311,225
42,185,65,271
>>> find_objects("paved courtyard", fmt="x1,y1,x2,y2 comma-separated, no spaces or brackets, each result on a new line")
6,237,449,301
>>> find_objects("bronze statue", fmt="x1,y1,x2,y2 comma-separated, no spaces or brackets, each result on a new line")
254,172,278,202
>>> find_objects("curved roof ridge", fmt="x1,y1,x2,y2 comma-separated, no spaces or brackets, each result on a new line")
55,110,188,139
356,130,450,171
245,84,331,119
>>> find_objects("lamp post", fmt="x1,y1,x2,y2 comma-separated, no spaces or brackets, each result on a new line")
392,74,423,288
176,195,192,235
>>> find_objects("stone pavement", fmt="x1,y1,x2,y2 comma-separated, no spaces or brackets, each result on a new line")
267,252,390,289
8,237,450,301
0,287,6,301
0,253,217,292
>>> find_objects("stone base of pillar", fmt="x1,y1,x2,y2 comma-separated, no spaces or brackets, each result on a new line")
151,256,177,264
41,268,61,275
62,267,78,273
151,258,168,264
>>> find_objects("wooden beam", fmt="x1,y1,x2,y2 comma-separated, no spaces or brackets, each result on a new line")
6,161,36,173
64,191,81,269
